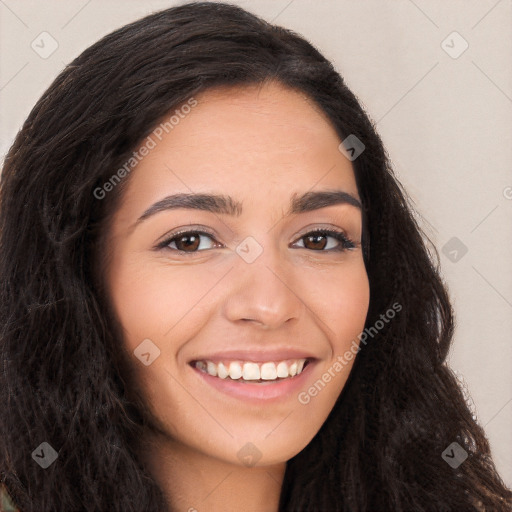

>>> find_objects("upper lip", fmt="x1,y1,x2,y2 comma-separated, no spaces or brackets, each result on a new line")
189,349,318,364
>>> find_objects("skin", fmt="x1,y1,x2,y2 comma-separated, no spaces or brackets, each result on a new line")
104,81,370,512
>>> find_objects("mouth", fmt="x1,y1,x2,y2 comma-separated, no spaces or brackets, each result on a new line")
190,358,312,383
188,356,317,401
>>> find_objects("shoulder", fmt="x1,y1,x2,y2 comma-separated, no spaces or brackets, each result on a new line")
0,484,20,512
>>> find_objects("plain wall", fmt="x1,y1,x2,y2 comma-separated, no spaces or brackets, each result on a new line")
1,0,511,486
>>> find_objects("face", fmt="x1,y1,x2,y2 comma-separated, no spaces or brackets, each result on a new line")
104,82,369,467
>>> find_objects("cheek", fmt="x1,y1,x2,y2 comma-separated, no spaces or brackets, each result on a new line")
305,259,370,348
107,256,219,349
292,259,368,420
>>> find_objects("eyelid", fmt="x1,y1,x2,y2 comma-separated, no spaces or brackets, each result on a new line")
154,225,219,249
294,223,350,238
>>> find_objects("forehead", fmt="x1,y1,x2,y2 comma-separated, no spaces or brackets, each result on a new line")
120,81,358,213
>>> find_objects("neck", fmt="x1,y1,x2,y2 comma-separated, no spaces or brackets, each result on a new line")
139,432,286,512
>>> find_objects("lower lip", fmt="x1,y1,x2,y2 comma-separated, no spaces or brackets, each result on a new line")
189,361,316,402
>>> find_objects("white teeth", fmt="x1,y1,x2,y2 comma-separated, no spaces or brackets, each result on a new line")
260,362,277,380
242,362,260,380
276,362,289,378
194,358,308,381
217,362,229,379
228,361,242,380
206,361,217,377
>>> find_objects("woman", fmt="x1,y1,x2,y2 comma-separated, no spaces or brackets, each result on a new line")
1,2,510,511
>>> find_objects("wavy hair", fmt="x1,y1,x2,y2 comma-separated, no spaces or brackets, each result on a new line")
1,2,511,511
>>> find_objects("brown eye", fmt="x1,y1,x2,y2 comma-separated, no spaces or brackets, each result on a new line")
303,233,328,250
160,231,218,253
174,233,201,252
294,229,355,252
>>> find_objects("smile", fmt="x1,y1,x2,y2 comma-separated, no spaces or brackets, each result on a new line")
189,355,317,402
192,358,309,382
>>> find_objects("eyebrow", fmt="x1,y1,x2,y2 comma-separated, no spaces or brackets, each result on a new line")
134,189,362,227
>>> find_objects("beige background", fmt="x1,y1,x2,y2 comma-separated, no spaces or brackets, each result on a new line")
1,0,511,486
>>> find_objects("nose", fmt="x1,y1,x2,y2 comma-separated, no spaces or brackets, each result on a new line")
221,239,305,329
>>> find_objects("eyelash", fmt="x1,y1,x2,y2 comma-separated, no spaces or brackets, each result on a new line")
156,227,356,254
